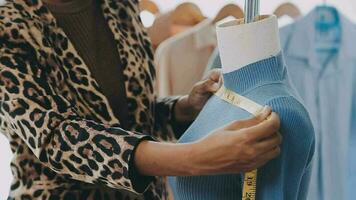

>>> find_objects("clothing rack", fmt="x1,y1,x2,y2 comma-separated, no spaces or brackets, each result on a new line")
244,0,260,23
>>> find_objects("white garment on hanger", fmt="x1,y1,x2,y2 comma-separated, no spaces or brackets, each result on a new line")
278,15,294,27
147,12,172,48
155,18,216,97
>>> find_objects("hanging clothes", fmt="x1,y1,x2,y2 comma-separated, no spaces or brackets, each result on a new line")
350,76,356,199
277,15,295,27
147,3,205,51
147,12,173,49
155,19,216,97
280,6,356,200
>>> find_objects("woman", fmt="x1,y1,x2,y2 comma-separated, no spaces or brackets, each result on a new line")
0,0,282,199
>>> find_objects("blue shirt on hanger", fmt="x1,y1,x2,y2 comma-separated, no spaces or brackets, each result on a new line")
349,66,356,199
280,6,356,200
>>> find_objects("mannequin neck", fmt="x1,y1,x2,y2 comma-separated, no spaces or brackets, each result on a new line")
216,15,281,74
222,53,286,94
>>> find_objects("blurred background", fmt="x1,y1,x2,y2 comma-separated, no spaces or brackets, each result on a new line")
147,0,356,21
0,0,355,199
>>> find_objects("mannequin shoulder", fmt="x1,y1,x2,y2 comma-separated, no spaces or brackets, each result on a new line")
266,95,315,142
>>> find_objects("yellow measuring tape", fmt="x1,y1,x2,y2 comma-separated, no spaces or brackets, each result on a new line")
215,86,264,200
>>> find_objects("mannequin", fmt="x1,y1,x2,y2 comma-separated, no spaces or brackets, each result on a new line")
169,15,315,200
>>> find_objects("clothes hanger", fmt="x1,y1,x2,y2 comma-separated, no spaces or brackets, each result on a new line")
315,0,339,30
139,0,160,15
212,4,244,24
139,0,160,28
273,2,301,19
314,0,341,52
171,2,206,26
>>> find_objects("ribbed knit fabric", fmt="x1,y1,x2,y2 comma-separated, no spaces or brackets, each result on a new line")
44,0,129,128
169,53,315,200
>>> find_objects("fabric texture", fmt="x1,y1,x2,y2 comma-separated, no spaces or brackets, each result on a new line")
280,7,356,200
0,0,182,199
44,0,129,128
155,19,216,97
169,53,315,200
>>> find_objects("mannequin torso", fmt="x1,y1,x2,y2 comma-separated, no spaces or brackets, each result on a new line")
169,15,315,200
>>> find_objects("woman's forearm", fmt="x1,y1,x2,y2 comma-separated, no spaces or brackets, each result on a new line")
134,108,282,178
134,140,197,177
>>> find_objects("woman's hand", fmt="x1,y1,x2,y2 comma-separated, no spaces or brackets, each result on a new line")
134,107,282,177
188,106,282,175
174,70,222,122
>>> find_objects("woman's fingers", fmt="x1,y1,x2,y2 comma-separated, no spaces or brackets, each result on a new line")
224,106,272,131
254,132,282,154
255,147,281,166
242,112,281,141
203,78,221,92
195,69,222,93
242,146,281,172
208,69,221,82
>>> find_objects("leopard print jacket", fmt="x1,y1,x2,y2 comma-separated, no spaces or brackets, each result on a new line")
0,0,182,199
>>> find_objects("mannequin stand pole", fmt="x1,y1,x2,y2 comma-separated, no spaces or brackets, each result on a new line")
244,0,260,23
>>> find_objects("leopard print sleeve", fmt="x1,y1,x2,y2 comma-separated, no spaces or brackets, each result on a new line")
109,0,190,143
0,52,154,194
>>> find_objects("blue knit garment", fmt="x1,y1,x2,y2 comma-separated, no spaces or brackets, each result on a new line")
169,53,315,200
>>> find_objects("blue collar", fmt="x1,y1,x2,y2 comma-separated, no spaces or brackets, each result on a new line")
223,53,286,94
282,6,356,70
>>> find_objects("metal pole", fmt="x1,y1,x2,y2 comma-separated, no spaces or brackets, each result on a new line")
254,0,260,20
244,0,260,24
